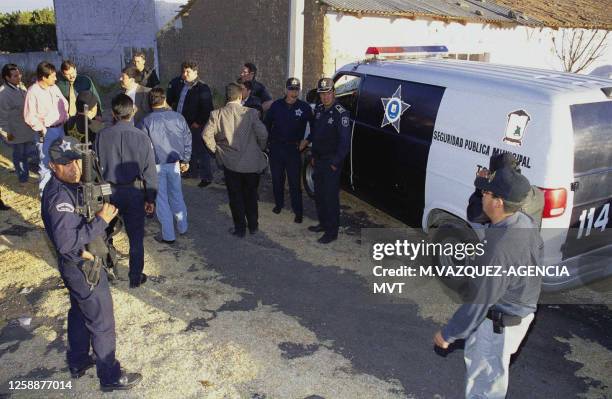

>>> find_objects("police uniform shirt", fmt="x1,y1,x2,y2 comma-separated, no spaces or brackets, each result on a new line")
441,211,543,343
41,175,108,265
264,98,313,143
307,101,351,167
94,121,158,203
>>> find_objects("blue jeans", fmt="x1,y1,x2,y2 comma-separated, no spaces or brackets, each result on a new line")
156,162,188,241
12,141,35,182
38,126,65,194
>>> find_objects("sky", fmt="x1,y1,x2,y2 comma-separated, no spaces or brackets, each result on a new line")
0,0,54,13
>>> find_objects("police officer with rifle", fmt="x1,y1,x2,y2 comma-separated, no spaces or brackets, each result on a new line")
41,111,142,391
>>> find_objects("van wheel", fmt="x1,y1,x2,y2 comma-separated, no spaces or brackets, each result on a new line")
430,218,478,265
302,150,315,198
429,217,478,293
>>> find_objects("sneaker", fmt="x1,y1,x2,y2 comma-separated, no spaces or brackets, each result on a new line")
272,206,282,214
249,226,258,235
294,215,303,224
100,371,142,392
198,180,211,188
129,273,148,288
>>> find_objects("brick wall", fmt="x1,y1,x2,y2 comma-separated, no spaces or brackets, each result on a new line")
302,1,326,94
157,0,328,101
158,0,292,99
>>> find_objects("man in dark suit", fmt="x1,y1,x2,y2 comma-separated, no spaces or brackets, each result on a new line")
240,80,262,117
132,51,160,88
167,61,214,188
119,66,151,125
203,82,268,237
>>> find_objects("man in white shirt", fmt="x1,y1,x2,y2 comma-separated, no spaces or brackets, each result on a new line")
23,61,69,193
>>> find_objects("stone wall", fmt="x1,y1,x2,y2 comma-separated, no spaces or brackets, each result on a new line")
157,0,333,99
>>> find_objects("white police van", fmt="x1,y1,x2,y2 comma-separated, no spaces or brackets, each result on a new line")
303,46,612,290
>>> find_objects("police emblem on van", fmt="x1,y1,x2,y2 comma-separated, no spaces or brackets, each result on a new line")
381,85,410,133
503,110,531,147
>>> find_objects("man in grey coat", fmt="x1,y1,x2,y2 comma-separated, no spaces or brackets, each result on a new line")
203,82,268,237
0,64,37,183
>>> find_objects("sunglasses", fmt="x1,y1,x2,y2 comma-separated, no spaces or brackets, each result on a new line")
481,189,499,199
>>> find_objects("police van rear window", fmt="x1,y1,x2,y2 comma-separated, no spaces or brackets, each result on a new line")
570,101,612,174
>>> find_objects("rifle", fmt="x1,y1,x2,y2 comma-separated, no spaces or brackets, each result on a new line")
73,105,120,281
75,104,112,220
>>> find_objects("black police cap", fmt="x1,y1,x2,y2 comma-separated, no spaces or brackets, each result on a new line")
474,166,531,203
76,90,98,113
48,136,81,165
286,77,301,90
317,78,334,93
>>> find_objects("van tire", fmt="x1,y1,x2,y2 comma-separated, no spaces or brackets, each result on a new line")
302,150,315,198
429,216,478,294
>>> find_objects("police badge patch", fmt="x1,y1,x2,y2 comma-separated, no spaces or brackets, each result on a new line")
56,203,75,213
342,116,350,127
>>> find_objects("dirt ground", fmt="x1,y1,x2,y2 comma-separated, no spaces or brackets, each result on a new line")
1,142,611,399
0,145,411,398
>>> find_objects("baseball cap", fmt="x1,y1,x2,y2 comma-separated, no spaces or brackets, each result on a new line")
317,78,334,93
489,152,518,172
286,77,301,90
474,166,531,203
48,136,81,165
76,90,98,113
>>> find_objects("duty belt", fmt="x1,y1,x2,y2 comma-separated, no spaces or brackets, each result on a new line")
487,308,523,334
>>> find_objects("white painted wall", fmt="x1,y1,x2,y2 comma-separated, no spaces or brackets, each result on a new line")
324,14,612,77
54,0,170,84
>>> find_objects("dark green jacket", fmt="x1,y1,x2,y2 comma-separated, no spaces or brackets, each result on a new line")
56,74,103,113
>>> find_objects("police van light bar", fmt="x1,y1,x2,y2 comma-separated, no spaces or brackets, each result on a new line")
365,46,448,60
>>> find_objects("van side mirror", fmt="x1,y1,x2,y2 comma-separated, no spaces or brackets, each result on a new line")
306,88,319,104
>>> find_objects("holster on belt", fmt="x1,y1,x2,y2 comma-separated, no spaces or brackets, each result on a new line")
487,308,523,334
79,256,103,291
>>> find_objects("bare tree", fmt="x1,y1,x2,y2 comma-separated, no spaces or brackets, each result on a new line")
552,29,609,74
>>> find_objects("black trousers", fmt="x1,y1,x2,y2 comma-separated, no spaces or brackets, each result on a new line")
313,158,341,236
224,167,260,232
110,187,145,284
190,127,213,181
60,260,121,385
270,143,303,216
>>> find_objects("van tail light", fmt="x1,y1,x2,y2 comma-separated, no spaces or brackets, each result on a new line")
539,187,567,218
